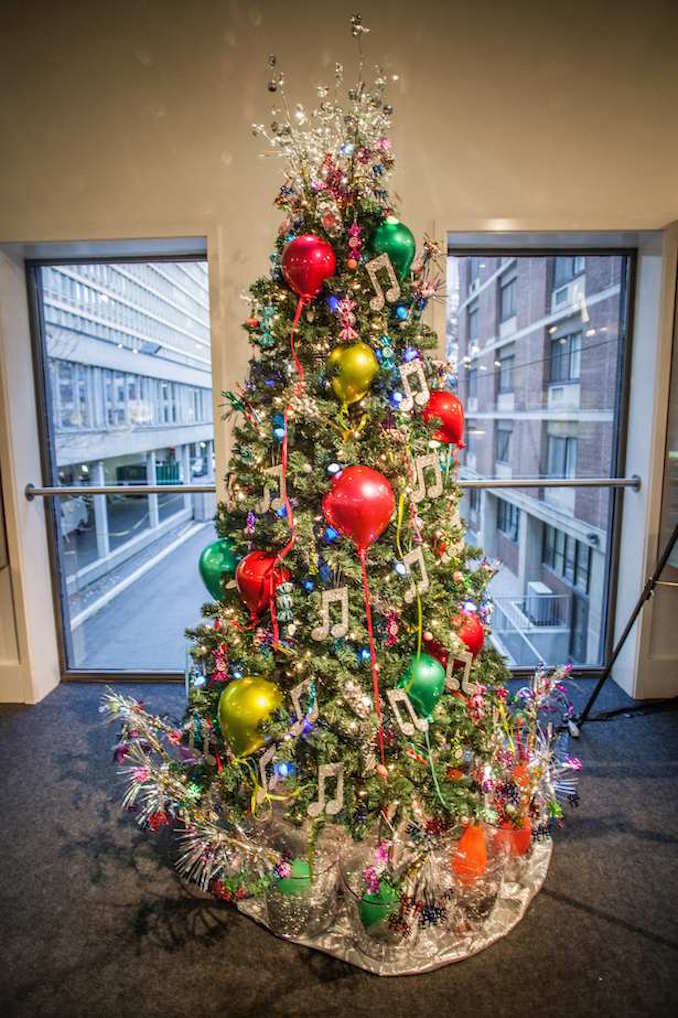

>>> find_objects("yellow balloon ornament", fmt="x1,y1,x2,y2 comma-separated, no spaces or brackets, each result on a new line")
217,675,282,758
327,341,379,409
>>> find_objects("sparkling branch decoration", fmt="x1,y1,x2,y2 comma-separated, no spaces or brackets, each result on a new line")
102,16,581,974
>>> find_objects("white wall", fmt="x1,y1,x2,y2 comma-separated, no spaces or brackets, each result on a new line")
0,0,677,700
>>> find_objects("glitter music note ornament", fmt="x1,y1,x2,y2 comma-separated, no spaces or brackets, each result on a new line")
307,762,344,817
365,252,401,311
311,587,349,641
398,359,430,413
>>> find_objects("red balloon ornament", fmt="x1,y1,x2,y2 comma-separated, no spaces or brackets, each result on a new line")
322,466,395,554
235,551,290,620
453,610,485,657
423,390,465,446
323,466,395,767
282,234,336,301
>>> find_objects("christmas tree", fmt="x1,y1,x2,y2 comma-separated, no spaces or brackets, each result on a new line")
104,18,579,973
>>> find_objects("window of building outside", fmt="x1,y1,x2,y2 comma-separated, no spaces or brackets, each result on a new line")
550,330,581,382
499,273,517,322
546,435,577,478
496,426,512,464
468,257,480,292
468,299,479,343
497,343,515,393
497,497,520,541
32,259,215,673
553,254,585,286
449,248,631,669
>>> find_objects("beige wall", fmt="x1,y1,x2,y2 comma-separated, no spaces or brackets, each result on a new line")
0,0,677,699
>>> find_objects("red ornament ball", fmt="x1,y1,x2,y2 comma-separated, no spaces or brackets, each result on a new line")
323,466,395,554
422,390,465,446
235,550,290,618
245,317,260,329
453,610,485,657
282,234,336,300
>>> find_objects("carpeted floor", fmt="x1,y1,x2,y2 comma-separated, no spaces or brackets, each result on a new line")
0,678,676,1018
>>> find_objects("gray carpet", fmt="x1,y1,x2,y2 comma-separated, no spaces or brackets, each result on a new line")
0,679,676,1018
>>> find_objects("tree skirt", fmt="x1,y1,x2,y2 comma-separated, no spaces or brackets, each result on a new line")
237,839,552,976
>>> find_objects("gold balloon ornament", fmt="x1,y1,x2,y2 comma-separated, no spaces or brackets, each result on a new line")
217,675,283,758
327,341,379,408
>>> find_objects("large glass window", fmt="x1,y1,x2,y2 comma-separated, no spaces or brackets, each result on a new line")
451,246,631,669
33,258,215,674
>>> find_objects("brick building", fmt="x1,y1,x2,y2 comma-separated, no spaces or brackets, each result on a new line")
454,254,625,665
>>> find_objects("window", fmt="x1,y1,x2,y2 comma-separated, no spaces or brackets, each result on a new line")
542,524,591,594
469,488,481,515
497,343,515,393
497,498,520,541
546,435,577,478
32,257,214,675
467,299,479,342
468,257,480,292
448,245,631,668
499,274,517,322
550,331,581,382
553,255,585,287
496,425,512,464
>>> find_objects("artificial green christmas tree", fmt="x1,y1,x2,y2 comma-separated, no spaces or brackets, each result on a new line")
104,19,579,973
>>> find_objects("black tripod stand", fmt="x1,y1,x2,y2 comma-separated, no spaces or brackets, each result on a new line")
570,518,678,735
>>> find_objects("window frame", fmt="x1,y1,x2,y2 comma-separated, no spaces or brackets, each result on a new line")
448,240,636,677
26,248,212,684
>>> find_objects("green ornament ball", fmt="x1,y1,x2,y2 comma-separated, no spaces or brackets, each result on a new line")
275,858,312,897
359,879,400,929
198,538,238,600
217,675,282,758
370,216,416,280
398,653,446,719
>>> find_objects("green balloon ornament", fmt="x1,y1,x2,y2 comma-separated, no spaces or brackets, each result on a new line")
199,538,238,600
217,675,282,758
275,858,312,897
398,653,446,719
359,879,400,929
370,216,416,280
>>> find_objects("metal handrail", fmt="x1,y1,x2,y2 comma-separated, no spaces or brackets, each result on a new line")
24,476,641,499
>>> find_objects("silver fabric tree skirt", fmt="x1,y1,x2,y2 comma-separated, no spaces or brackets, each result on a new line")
237,839,552,976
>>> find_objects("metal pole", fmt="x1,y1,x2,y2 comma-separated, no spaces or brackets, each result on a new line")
25,475,642,500
575,519,678,731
